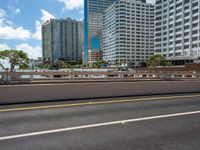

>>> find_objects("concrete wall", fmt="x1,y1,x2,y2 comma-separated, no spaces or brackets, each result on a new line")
0,81,200,104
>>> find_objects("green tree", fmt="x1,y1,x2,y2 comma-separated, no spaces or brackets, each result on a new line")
147,55,172,67
19,63,29,70
48,61,71,70
0,50,29,72
92,61,109,68
57,61,71,68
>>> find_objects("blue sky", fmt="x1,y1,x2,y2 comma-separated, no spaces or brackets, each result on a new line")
0,0,154,59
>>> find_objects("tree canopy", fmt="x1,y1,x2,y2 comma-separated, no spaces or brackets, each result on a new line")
147,54,172,67
0,50,29,72
92,61,109,68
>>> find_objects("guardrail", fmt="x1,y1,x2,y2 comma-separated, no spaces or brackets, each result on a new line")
0,70,200,84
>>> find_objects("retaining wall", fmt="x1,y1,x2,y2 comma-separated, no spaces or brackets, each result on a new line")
0,81,200,104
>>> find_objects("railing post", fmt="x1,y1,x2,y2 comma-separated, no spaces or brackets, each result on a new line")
104,74,107,80
5,68,9,84
118,71,123,79
192,71,196,79
30,74,33,81
70,69,74,80
50,75,53,80
89,74,91,80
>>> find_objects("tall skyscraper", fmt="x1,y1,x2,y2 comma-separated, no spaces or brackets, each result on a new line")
103,0,154,66
155,0,200,64
84,0,118,64
42,18,84,63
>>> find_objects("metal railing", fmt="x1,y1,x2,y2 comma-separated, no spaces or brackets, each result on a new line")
0,69,200,84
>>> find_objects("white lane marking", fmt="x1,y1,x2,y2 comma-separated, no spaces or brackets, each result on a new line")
0,111,199,141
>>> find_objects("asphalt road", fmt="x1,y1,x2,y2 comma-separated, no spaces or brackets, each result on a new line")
0,94,200,150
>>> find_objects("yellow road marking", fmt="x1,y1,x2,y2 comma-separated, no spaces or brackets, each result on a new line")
0,94,200,113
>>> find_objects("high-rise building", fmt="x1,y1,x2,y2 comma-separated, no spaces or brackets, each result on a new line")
155,0,200,64
84,0,118,64
103,0,154,66
42,18,84,63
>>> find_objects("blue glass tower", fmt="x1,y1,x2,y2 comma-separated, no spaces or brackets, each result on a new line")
84,0,89,64
84,0,117,64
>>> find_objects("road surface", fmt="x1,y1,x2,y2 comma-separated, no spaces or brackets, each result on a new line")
0,94,200,150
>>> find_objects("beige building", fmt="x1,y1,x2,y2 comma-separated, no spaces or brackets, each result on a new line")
42,18,84,63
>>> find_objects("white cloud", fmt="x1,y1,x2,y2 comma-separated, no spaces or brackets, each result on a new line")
0,43,10,50
0,26,32,40
16,43,42,59
33,9,55,40
147,0,155,4
0,9,6,26
0,8,55,41
0,9,6,18
32,20,42,40
40,9,55,22
57,0,83,10
15,8,21,14
56,0,154,11
0,8,32,40
8,6,21,15
0,43,42,59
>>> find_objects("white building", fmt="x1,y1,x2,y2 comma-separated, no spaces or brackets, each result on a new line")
155,0,200,65
103,0,154,66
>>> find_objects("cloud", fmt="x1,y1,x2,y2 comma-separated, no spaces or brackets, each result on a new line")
32,20,42,40
33,9,55,40
8,6,21,15
15,8,21,14
0,9,6,26
0,9,6,18
147,0,155,4
16,43,42,59
0,8,32,40
57,0,83,10
0,26,32,40
0,43,41,59
56,0,155,11
40,9,55,22
14,0,19,4
0,8,55,41
0,43,11,50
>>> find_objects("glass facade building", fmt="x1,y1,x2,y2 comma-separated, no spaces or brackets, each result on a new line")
84,0,118,64
155,0,200,64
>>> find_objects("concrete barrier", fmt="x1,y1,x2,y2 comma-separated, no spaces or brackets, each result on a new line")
0,81,200,105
